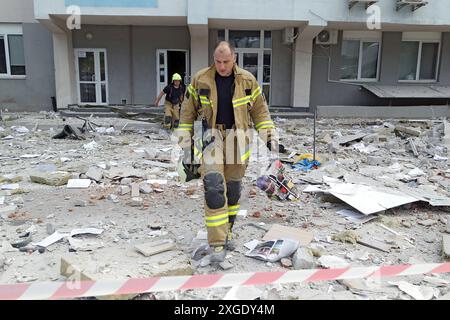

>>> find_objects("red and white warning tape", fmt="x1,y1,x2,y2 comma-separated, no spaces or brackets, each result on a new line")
1,262,450,300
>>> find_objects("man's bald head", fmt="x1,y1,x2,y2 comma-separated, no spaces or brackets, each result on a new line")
214,41,236,77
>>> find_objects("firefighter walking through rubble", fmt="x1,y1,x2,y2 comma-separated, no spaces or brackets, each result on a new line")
155,73,185,130
176,41,279,262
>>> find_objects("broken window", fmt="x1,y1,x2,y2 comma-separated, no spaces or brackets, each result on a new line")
399,41,439,81
340,39,380,81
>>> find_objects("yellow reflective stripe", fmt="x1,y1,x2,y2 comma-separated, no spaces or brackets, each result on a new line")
199,96,211,106
175,128,192,132
228,205,240,216
233,98,251,108
241,149,252,162
206,219,228,227
255,120,274,130
258,125,276,130
205,213,229,227
206,213,229,221
232,96,250,104
179,123,193,128
193,146,203,159
251,87,262,100
188,84,197,99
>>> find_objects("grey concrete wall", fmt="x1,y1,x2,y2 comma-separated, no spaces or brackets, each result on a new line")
310,30,450,109
132,26,190,104
439,32,450,83
73,25,190,105
0,23,55,111
271,30,292,107
73,25,132,105
310,31,380,109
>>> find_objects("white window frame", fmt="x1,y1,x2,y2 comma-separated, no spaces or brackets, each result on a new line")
398,40,441,83
0,33,26,79
224,29,272,103
74,48,109,106
340,39,382,82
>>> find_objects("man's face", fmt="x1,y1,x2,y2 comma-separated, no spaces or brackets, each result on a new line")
214,48,236,77
173,80,181,86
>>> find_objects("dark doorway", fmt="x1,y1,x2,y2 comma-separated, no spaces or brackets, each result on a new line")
167,50,187,86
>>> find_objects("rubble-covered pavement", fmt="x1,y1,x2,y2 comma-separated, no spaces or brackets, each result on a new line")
0,111,449,300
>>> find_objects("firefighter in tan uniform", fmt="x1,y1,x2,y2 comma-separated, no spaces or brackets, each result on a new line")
176,41,278,262
155,73,185,130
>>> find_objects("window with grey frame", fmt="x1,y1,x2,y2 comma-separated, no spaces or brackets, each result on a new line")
217,29,272,103
399,41,439,81
340,39,380,80
0,34,26,76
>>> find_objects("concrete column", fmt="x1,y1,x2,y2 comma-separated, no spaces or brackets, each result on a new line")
291,25,324,108
52,31,76,108
189,24,209,76
37,18,76,108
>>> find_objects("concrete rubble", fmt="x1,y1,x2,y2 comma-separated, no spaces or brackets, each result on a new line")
0,112,449,300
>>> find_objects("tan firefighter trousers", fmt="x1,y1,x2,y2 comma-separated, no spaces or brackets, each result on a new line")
200,125,248,246
164,101,180,130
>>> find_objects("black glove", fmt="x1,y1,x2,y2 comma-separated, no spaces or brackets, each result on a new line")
181,146,201,182
267,140,286,154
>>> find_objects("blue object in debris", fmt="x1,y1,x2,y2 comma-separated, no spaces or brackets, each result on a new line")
292,159,321,171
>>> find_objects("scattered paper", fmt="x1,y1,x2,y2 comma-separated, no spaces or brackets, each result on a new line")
70,228,104,237
83,141,100,151
245,238,299,262
327,183,419,215
32,232,67,248
1,184,20,190
433,155,448,161
337,209,377,224
353,142,378,154
303,185,326,193
196,230,208,240
67,179,91,189
318,255,350,269
244,239,260,250
237,209,248,217
389,281,435,300
0,196,4,205
20,154,41,159
146,179,168,185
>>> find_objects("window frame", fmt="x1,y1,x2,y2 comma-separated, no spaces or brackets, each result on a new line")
340,38,382,82
0,33,26,79
398,40,441,83
222,29,272,103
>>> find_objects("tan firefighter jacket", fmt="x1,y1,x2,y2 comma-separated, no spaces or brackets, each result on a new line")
176,64,276,164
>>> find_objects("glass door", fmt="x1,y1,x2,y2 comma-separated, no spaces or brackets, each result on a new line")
236,49,271,102
75,49,108,105
156,49,168,106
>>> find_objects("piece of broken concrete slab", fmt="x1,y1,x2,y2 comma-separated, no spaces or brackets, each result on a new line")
134,240,176,257
30,171,72,186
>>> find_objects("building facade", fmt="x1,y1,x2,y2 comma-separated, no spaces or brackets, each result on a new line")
1,0,450,115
